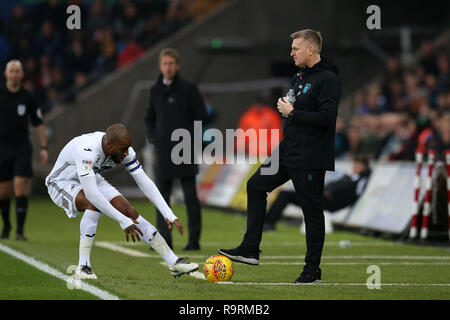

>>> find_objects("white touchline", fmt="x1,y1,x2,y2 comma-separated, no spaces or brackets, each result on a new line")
216,282,450,286
261,262,450,265
262,255,450,260
116,241,399,247
0,243,119,300
95,242,450,262
95,241,152,257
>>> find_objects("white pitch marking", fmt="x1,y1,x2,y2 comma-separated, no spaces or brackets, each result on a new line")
263,255,450,260
217,282,450,287
0,243,119,300
95,241,206,258
95,241,152,257
95,242,450,261
117,241,399,247
260,262,450,266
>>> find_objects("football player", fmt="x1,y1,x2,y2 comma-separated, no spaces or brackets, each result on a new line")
45,124,198,279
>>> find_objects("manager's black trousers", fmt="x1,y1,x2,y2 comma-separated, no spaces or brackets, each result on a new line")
241,161,325,274
155,175,201,248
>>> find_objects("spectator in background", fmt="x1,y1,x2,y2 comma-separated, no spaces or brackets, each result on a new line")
436,54,449,92
5,4,32,46
35,21,63,64
378,112,418,161
116,35,144,68
334,116,349,158
114,1,146,41
34,0,67,32
436,90,450,112
66,40,94,77
86,0,110,38
236,94,283,157
92,26,117,74
352,89,366,113
201,93,218,148
0,0,225,113
419,40,439,76
425,111,450,160
0,22,10,65
165,0,193,34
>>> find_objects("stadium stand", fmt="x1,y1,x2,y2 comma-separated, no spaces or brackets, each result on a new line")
0,0,227,114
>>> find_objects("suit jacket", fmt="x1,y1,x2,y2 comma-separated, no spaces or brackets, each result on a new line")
145,73,208,179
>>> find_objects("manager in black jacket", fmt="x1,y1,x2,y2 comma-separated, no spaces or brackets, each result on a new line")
145,48,208,250
219,29,341,284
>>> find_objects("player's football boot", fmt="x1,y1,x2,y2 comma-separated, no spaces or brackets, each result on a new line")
169,258,199,278
218,247,260,265
293,268,322,284
75,264,98,280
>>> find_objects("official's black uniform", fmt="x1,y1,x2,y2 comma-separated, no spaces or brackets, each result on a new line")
241,57,341,275
0,85,43,179
0,85,43,237
145,73,208,248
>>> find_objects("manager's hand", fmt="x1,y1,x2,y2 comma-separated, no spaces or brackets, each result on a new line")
277,97,294,116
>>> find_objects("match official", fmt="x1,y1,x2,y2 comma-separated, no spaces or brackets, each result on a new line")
219,29,341,284
0,60,48,240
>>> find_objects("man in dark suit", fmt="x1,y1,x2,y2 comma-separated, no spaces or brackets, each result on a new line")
219,29,341,283
145,48,207,250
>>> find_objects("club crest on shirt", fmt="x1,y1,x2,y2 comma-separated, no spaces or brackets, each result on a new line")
17,104,26,116
62,197,69,209
302,83,312,94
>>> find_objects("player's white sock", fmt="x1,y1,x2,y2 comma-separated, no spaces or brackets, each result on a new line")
79,209,102,267
136,215,178,267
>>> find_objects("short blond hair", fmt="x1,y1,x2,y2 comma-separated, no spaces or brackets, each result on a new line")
290,29,322,53
159,48,180,64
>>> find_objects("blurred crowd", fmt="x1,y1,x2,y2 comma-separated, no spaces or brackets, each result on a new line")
337,40,450,162
0,0,226,113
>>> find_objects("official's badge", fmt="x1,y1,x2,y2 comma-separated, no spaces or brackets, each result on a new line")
17,104,26,116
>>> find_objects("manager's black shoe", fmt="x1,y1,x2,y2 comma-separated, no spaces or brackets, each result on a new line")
218,247,260,265
294,268,322,284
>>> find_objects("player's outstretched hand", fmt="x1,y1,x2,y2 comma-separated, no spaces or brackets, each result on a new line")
124,224,143,242
166,218,183,236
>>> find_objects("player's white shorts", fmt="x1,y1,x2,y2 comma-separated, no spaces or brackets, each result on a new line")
46,175,121,218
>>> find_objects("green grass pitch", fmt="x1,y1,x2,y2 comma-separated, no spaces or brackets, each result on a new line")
1,197,449,300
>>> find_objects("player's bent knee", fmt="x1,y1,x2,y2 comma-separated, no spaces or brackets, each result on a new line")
75,190,99,212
